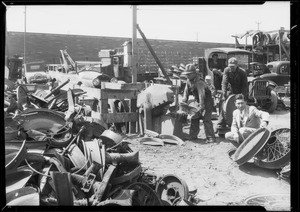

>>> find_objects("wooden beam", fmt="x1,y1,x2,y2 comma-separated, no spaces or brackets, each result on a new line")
99,89,137,100
101,112,139,123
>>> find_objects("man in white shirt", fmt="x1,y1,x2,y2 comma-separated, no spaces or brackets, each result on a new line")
225,93,269,147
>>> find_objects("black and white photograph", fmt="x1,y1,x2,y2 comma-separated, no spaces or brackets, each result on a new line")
3,2,294,210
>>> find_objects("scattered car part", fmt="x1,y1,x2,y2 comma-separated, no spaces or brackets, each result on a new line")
5,140,27,171
6,186,40,206
223,94,237,127
91,165,116,205
155,174,189,206
106,151,139,165
99,130,124,148
6,168,34,193
159,134,184,146
139,137,164,146
233,128,271,165
127,182,163,206
15,108,73,148
254,128,290,169
227,147,254,163
50,171,74,205
244,193,290,211
111,164,142,185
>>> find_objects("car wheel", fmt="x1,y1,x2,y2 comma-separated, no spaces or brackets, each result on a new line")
268,90,278,113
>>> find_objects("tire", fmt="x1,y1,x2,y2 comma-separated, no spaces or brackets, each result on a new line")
268,90,278,113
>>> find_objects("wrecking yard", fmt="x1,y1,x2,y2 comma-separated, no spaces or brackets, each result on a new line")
4,26,291,209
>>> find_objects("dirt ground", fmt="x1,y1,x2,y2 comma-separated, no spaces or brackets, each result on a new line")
127,109,291,209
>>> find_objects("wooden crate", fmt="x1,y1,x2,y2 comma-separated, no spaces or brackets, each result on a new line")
89,88,139,134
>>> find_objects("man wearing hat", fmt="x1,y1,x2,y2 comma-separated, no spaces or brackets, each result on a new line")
225,93,269,147
215,57,249,130
181,64,216,143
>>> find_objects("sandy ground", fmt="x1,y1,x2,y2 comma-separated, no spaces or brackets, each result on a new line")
128,109,291,209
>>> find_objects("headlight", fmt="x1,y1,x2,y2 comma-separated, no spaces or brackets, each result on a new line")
92,77,101,88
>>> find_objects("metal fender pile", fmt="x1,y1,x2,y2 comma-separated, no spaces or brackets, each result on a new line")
4,79,195,206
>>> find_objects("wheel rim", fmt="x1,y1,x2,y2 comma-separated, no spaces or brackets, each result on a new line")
155,174,189,206
254,128,290,169
244,193,290,211
233,128,271,165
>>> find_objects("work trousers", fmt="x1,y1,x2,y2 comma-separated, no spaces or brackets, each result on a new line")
190,101,215,139
225,127,257,147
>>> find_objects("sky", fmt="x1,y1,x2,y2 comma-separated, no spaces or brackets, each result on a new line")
5,2,290,44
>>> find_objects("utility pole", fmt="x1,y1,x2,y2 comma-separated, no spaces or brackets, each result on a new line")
131,5,137,83
24,5,26,64
255,21,261,30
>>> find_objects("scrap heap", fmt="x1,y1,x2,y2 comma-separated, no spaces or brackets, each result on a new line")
4,79,196,206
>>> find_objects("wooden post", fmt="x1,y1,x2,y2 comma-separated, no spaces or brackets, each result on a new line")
129,98,137,134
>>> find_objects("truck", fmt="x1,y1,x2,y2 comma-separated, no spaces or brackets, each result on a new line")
231,27,290,64
22,61,51,84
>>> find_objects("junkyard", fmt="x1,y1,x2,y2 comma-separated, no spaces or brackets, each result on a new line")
3,4,293,211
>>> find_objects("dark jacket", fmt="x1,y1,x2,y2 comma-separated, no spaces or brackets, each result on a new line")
222,66,248,99
182,74,213,110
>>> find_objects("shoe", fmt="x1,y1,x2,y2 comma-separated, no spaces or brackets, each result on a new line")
206,138,216,143
184,135,198,141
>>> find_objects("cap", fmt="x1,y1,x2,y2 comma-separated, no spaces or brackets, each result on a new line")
182,64,196,75
205,75,212,80
228,57,238,67
212,53,218,58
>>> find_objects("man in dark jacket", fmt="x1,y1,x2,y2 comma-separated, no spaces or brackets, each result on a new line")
216,57,249,129
181,64,216,143
210,53,223,90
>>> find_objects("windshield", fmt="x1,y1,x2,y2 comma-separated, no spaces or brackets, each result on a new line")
228,53,250,72
25,63,46,72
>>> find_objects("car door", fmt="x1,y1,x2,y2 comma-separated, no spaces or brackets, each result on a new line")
276,63,290,86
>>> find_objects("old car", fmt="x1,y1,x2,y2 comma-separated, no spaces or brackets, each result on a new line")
257,61,290,87
23,61,51,84
249,62,270,77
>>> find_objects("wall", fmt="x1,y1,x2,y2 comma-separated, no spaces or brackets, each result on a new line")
6,31,235,71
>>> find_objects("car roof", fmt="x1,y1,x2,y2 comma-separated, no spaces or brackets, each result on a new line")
266,61,290,67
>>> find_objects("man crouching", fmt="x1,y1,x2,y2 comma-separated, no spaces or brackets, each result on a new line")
225,93,269,147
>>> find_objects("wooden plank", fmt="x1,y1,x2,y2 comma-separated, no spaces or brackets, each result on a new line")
101,82,146,91
129,99,137,134
101,112,138,123
99,99,108,114
100,89,137,100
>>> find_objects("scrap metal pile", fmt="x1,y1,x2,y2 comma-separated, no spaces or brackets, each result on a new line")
4,79,196,206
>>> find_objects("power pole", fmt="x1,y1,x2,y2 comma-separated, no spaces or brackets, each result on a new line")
132,5,137,83
24,6,26,64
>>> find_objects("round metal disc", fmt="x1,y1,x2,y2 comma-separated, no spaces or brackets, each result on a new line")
155,174,189,206
244,193,290,211
233,128,271,165
5,140,27,171
254,128,290,169
223,94,237,126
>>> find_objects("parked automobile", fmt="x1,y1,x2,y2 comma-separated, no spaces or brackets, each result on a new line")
257,61,290,87
23,61,51,84
249,62,270,77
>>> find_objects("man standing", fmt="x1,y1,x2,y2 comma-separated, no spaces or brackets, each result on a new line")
181,64,216,143
216,57,249,129
210,53,223,90
225,94,269,147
